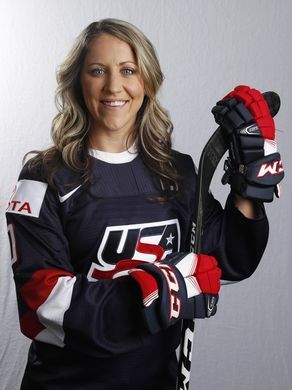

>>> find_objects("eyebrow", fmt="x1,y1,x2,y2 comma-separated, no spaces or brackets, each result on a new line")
87,61,137,66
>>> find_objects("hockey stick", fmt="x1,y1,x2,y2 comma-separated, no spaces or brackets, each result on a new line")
176,91,280,390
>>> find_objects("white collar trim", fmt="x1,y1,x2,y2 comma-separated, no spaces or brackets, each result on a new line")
89,143,138,164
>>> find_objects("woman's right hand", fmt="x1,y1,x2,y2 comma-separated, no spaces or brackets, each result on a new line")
128,252,221,333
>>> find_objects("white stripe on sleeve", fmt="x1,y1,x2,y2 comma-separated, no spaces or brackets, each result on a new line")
36,276,76,347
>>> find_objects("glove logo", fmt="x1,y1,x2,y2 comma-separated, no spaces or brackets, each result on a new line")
239,124,261,135
257,160,284,178
207,295,217,317
156,263,181,319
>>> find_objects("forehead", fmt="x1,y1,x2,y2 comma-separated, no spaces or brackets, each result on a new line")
84,33,136,64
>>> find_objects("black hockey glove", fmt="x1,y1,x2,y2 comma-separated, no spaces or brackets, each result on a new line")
129,252,221,334
212,85,284,202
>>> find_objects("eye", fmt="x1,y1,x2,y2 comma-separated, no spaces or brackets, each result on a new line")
90,68,105,77
122,68,135,76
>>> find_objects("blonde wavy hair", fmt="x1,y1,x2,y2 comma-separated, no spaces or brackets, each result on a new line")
26,18,181,197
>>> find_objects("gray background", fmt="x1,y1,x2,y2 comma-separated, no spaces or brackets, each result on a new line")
0,1,291,389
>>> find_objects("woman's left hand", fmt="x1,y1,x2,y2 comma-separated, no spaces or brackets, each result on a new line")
212,85,284,203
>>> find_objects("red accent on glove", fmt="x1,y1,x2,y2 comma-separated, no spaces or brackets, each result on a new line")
130,269,159,307
224,85,275,140
195,254,221,295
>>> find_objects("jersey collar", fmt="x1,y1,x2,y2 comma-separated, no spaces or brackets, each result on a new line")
88,143,138,164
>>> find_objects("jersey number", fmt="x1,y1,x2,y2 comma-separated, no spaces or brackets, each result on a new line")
7,224,18,265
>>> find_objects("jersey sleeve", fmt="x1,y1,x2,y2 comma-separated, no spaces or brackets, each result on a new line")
183,155,269,282
6,165,147,358
201,191,269,282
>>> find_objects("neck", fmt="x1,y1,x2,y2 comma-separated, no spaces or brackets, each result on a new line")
89,130,135,153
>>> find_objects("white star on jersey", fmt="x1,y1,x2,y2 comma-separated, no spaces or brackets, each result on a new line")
166,233,175,246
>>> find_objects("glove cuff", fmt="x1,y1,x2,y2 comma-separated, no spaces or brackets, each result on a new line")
222,152,284,202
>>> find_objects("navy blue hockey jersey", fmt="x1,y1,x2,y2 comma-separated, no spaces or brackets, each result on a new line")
6,148,269,390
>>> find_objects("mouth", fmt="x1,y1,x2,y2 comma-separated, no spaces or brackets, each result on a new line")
100,100,129,108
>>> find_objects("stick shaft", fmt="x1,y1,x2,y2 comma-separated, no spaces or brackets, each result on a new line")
176,127,227,390
176,91,279,389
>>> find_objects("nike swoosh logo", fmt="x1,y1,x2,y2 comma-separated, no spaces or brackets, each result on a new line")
58,185,82,203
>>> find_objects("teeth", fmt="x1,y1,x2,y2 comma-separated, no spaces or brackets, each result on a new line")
102,100,127,107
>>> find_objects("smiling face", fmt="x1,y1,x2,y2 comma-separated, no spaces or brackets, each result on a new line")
80,33,145,149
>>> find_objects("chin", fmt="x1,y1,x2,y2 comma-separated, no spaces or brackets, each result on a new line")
102,119,134,133
105,123,127,132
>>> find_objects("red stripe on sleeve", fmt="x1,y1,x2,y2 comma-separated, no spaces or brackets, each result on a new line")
20,310,45,339
20,269,74,311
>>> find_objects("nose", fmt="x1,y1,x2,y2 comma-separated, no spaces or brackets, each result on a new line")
103,71,123,94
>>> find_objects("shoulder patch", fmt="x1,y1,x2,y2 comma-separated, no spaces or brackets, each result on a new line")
6,179,48,217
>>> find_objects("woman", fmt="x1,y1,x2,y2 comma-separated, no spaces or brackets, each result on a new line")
6,19,275,390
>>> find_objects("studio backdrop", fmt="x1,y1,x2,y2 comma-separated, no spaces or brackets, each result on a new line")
0,1,291,389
